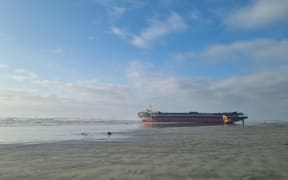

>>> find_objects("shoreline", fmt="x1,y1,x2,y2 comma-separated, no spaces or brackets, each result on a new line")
0,122,287,180
0,120,286,146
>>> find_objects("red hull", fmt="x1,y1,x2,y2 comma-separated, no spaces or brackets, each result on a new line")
138,110,247,125
140,116,234,124
141,122,231,128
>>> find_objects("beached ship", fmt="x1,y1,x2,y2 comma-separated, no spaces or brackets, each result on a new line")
138,109,248,124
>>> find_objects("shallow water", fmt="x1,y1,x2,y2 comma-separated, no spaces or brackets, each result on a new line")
0,121,287,180
0,117,280,144
0,118,140,144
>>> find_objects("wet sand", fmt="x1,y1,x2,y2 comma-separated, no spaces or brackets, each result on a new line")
0,123,287,180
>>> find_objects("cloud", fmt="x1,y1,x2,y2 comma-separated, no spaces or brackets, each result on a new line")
0,88,72,105
127,60,208,99
6,66,132,104
1,66,141,118
94,0,145,19
111,27,130,39
209,67,288,120
111,6,126,16
225,0,288,29
127,61,154,81
211,67,288,102
49,81,133,103
173,38,288,62
131,12,188,48
12,72,132,104
11,69,39,81
2,61,288,120
0,88,140,118
127,60,288,120
189,10,212,24
0,64,8,68
108,6,127,19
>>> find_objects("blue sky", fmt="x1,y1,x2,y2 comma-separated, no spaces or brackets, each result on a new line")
0,0,288,121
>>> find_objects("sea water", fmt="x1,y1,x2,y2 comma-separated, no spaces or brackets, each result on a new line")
0,118,140,144
0,117,272,144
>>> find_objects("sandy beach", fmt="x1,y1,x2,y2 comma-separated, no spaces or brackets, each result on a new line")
0,123,287,180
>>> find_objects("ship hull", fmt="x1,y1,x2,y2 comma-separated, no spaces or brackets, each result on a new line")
138,111,247,124
140,116,237,124
140,122,240,128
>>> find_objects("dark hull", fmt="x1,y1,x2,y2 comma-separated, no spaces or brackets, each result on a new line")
140,116,242,123
138,111,247,124
141,122,241,128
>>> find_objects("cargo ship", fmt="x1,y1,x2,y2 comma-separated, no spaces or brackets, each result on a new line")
138,109,248,125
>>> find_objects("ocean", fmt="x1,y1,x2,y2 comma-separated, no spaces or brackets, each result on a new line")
0,118,140,144
0,117,280,144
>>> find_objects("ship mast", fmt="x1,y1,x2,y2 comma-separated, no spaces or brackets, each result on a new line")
149,104,153,112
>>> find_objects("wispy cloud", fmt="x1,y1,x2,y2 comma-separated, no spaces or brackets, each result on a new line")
128,60,206,94
94,0,145,19
173,38,288,62
189,10,211,24
0,87,142,119
0,65,140,118
111,12,188,48
111,6,126,16
0,64,8,68
12,69,39,81
0,88,73,105
41,80,132,103
8,67,133,104
131,12,188,48
225,0,288,30
111,27,130,39
211,67,288,101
